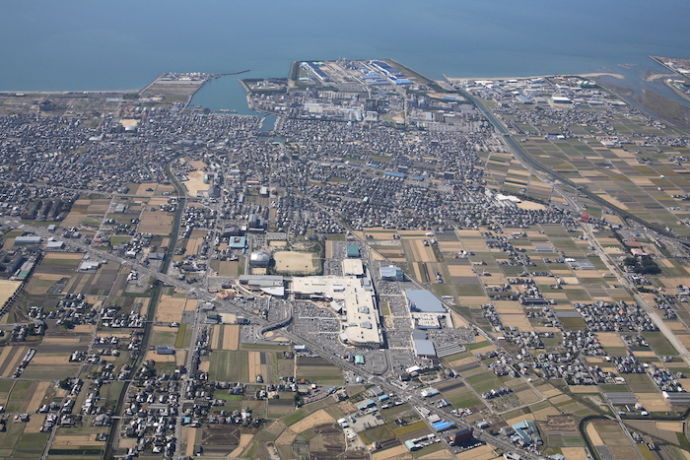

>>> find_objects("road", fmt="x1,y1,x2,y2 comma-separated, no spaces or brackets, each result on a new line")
449,84,690,367
455,86,688,246
0,218,542,459
583,222,690,366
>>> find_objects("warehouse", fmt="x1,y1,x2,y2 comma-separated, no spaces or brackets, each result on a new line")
405,289,446,313
14,235,41,245
412,330,437,358
380,265,404,281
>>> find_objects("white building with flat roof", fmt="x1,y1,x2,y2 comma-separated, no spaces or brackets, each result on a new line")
291,276,382,348
342,258,364,277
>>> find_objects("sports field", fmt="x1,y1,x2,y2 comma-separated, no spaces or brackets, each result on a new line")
273,251,320,275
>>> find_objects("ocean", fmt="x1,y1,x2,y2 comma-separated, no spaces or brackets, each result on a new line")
2,0,689,112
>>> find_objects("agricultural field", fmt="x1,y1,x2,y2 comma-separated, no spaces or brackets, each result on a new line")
208,340,291,385
584,419,642,460
480,150,556,203
296,356,344,386
154,291,197,323
0,280,21,309
0,238,159,458
363,219,690,452
517,136,690,237
59,198,111,230
384,224,633,337
477,79,690,238
138,206,173,235
128,182,174,196
0,379,59,458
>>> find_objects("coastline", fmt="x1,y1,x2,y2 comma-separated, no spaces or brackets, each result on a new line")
444,72,625,83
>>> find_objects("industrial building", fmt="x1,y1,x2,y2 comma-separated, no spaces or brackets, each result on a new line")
411,330,437,358
14,236,41,245
155,346,175,355
79,260,102,271
405,289,446,313
380,265,404,281
511,419,541,446
45,240,64,250
420,387,439,398
238,275,285,297
431,420,455,432
291,276,382,348
662,391,690,405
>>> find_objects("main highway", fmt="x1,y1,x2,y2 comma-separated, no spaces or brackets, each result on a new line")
0,214,543,459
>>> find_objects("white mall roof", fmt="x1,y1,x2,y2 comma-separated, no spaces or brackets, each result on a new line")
292,276,382,346
342,258,364,276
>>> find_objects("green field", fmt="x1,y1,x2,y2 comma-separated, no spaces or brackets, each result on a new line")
296,357,344,385
209,350,248,382
175,323,191,348
643,332,678,356
465,371,503,391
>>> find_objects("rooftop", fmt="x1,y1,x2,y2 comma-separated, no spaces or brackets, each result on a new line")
405,289,446,313
291,276,382,346
342,258,364,276
413,338,436,357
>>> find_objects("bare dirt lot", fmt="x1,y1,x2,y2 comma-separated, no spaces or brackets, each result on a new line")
273,251,319,275
222,325,240,351
52,434,105,448
247,351,262,382
155,294,197,323
185,229,207,255
26,381,51,413
134,182,175,196
184,170,210,197
138,209,173,235
0,280,21,306
144,351,176,362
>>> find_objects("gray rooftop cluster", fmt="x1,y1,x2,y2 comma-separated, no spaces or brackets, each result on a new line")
406,289,446,313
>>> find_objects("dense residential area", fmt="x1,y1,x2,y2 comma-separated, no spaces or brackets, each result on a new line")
0,57,689,460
